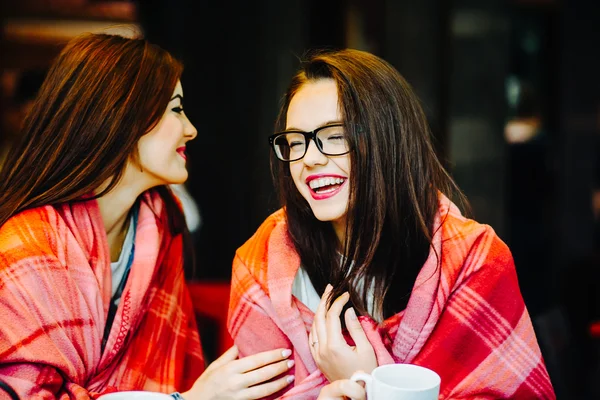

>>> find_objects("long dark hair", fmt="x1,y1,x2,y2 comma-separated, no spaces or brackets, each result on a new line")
271,49,468,321
0,33,194,275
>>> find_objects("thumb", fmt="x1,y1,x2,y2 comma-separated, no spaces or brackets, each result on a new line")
206,344,239,372
345,308,370,349
351,370,366,384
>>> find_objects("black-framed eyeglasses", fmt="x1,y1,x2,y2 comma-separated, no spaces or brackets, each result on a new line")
268,123,350,162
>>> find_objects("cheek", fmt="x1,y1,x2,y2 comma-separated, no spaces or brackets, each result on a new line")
155,128,178,146
289,164,304,189
150,118,181,145
336,157,351,175
139,141,162,163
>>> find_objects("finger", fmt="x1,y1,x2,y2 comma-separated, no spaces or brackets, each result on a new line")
310,319,322,356
335,379,366,400
353,370,366,387
308,328,318,359
231,348,292,374
344,307,371,349
237,358,294,388
325,292,350,345
205,344,239,372
240,374,295,400
314,284,333,348
317,379,366,400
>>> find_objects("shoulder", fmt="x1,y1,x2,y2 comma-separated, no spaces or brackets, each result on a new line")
439,199,514,280
233,208,288,272
440,194,508,249
236,208,287,259
0,205,60,247
0,205,62,270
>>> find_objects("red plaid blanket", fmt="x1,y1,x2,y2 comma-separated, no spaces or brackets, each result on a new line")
228,197,555,399
0,191,204,399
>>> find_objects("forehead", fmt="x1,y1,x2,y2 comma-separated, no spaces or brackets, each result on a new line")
286,79,340,130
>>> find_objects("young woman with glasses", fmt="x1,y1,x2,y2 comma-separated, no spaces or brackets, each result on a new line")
228,49,556,399
0,33,294,400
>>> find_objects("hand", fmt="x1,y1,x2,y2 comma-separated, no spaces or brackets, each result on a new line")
309,284,378,382
317,377,366,400
182,345,295,400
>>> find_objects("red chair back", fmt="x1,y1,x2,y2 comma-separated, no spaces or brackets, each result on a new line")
187,281,234,359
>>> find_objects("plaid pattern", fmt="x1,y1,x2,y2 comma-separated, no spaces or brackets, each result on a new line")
0,191,204,399
228,196,555,399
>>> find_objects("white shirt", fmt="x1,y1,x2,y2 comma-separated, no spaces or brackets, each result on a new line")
291,265,380,319
291,267,322,312
170,184,201,233
110,215,135,303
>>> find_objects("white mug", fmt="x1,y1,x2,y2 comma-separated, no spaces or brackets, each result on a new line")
97,391,173,400
350,364,441,400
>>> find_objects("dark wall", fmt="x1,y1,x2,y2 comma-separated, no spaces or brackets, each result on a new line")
137,0,310,280
557,0,600,262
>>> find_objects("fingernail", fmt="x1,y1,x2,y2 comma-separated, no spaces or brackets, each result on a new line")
326,283,332,290
287,360,295,368
286,375,295,383
282,349,292,357
348,307,357,320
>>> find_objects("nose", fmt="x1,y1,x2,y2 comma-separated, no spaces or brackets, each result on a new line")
302,139,328,167
183,113,198,141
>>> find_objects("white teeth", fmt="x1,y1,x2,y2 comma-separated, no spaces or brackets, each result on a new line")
309,177,345,190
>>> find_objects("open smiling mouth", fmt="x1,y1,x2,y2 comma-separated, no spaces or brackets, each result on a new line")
307,176,347,199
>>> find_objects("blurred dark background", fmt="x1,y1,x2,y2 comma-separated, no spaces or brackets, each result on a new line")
1,0,599,398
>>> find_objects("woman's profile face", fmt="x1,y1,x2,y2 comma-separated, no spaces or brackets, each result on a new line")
286,78,351,241
135,80,197,187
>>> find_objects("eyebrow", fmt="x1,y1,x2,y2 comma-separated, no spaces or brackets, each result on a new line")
285,120,343,131
170,94,183,102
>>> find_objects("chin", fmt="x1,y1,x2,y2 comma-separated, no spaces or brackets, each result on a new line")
168,170,189,185
311,209,346,223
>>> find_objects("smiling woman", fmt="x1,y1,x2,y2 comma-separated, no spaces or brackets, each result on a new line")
228,48,556,399
136,86,197,187
285,81,351,243
0,32,295,400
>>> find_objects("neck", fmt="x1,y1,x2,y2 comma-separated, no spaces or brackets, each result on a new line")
96,167,149,261
332,218,347,249
97,185,139,236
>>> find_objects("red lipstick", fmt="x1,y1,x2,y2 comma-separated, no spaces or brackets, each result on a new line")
305,174,347,200
176,146,187,161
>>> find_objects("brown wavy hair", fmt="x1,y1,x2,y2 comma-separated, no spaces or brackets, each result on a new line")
271,49,468,321
0,33,194,274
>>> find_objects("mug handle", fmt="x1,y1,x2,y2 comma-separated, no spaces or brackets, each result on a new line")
350,371,373,400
